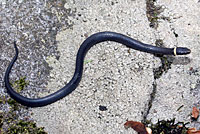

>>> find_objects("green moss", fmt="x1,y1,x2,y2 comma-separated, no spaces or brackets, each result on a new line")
0,99,3,104
84,59,93,64
11,77,29,93
0,98,47,133
1,76,47,133
146,0,169,29
0,97,47,134
146,0,162,29
7,98,20,111
143,118,189,134
7,120,47,134
0,96,6,104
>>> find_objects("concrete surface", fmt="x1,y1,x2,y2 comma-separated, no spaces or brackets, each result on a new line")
147,0,200,128
32,1,156,134
32,0,200,133
0,0,200,134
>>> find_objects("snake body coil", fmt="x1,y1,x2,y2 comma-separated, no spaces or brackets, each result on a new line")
4,31,191,107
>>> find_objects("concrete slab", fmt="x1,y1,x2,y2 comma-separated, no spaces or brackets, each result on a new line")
1,0,199,133
147,0,200,129
32,0,159,134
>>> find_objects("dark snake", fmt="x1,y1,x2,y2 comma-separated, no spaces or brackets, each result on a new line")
4,31,191,107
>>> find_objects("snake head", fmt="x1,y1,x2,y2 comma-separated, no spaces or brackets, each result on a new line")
176,47,191,55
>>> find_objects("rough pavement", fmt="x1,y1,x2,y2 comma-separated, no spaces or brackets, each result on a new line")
33,1,155,134
1,0,200,134
32,0,200,133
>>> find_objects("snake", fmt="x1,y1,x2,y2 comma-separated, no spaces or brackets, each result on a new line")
4,31,191,107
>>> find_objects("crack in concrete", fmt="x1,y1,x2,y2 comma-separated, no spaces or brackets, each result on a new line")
142,81,157,121
146,0,164,29
142,40,174,121
143,0,174,121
